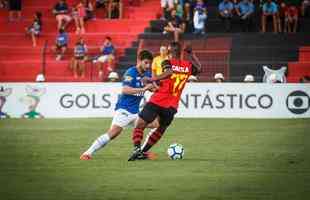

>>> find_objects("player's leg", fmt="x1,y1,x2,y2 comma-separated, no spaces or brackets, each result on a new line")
141,117,159,150
141,107,177,153
128,103,158,161
132,103,158,148
80,125,122,160
80,109,135,160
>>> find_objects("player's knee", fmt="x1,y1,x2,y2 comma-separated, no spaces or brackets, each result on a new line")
108,125,123,139
135,118,148,129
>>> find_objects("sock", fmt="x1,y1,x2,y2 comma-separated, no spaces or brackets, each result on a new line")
142,129,163,152
84,133,110,155
141,128,157,150
132,128,144,148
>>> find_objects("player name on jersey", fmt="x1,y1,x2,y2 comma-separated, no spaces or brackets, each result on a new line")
172,65,190,73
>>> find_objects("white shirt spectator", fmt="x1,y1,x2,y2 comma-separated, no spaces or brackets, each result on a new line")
193,10,207,30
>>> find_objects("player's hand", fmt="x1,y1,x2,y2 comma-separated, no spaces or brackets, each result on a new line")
141,77,152,85
143,83,155,91
149,82,159,92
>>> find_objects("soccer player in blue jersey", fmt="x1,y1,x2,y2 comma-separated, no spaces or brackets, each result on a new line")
80,50,158,160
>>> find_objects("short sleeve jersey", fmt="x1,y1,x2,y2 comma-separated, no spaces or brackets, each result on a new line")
115,66,152,114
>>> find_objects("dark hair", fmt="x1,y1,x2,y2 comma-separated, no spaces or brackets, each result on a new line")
169,42,181,58
161,60,172,70
59,27,65,33
106,36,112,41
139,50,153,61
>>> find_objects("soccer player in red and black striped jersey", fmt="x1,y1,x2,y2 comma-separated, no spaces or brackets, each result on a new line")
128,42,201,161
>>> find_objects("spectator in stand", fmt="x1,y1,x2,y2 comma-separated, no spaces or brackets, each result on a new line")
161,0,174,19
193,7,207,35
8,0,21,21
277,0,287,33
95,0,108,18
151,45,169,78
109,0,123,19
284,2,299,33
71,38,88,78
214,73,225,82
244,74,255,82
163,9,186,42
96,0,107,8
261,0,278,33
184,0,195,21
84,0,95,20
25,12,42,47
53,28,68,61
195,0,207,11
235,0,254,32
175,0,184,18
218,0,234,32
0,0,8,9
73,1,86,34
301,0,310,17
94,36,115,79
53,0,72,30
184,0,195,32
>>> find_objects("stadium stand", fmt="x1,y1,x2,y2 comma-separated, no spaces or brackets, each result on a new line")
0,0,309,82
0,0,160,82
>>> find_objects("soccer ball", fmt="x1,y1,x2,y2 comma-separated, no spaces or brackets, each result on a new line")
167,143,184,160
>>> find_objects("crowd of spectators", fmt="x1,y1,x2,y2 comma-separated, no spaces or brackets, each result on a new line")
161,0,310,36
1,0,309,82
0,0,120,80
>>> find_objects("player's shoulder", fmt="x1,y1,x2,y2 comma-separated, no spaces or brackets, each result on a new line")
123,66,138,81
125,66,138,76
153,55,161,60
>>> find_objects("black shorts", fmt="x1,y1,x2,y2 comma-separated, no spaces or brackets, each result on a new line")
139,102,177,127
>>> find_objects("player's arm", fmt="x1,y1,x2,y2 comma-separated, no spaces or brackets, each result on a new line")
121,73,154,95
151,60,173,82
185,45,202,75
151,59,157,78
122,84,153,95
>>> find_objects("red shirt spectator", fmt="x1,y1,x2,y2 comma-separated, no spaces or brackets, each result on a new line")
285,5,299,17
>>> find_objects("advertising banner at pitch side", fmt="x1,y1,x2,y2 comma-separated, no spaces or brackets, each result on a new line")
0,83,309,119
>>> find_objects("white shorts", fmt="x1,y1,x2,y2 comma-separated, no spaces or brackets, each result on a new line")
97,54,114,63
111,109,138,128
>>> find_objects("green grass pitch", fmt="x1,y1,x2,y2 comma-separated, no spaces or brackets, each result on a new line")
0,118,309,200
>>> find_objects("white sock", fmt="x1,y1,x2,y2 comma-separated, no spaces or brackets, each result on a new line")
141,128,157,150
84,133,110,155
